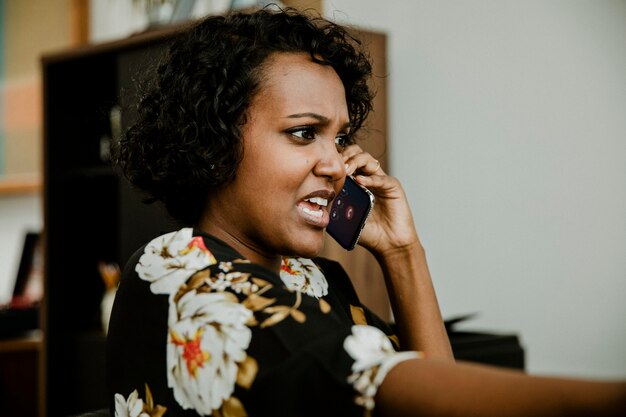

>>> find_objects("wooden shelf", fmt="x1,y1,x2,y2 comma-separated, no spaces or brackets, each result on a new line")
0,331,43,353
0,175,42,195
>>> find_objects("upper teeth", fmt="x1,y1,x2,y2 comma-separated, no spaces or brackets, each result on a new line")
305,197,328,207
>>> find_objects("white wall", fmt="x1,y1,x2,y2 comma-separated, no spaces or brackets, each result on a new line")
0,194,42,304
326,0,626,379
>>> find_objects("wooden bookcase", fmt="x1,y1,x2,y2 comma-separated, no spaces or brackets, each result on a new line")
41,23,388,416
0,332,42,417
41,26,183,416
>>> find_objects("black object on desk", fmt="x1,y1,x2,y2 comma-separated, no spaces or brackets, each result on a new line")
450,330,525,369
446,313,525,370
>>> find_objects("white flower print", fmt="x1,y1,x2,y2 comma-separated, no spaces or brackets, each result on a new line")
136,228,217,294
206,264,259,294
167,290,253,415
280,257,328,298
344,325,421,411
114,389,147,417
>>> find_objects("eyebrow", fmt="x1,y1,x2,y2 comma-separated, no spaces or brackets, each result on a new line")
286,112,351,131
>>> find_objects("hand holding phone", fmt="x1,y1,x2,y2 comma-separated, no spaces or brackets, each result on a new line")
327,176,375,250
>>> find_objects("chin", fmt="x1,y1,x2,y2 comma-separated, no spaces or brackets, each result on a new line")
286,235,324,259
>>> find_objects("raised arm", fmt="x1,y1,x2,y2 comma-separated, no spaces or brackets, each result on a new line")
343,145,453,359
374,240,452,358
343,147,626,417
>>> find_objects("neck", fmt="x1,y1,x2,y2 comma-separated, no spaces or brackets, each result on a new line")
197,218,282,274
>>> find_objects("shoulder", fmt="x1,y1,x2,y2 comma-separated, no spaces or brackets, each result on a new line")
313,256,347,276
313,256,362,304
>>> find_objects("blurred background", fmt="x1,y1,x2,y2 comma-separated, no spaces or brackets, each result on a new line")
1,0,624,390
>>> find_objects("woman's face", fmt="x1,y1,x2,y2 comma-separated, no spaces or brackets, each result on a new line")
203,52,349,266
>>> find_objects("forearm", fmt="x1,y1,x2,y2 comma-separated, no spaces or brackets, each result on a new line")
375,242,453,360
376,358,626,417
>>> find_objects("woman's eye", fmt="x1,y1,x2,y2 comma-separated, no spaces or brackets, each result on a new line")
289,127,316,140
335,134,350,149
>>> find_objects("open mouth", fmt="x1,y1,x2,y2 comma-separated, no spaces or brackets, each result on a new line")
301,196,328,218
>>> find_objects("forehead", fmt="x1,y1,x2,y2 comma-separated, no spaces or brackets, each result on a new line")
252,52,348,115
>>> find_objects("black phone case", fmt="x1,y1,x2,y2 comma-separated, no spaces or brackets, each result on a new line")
327,176,375,250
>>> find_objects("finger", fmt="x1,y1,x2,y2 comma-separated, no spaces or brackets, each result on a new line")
354,173,396,193
345,151,384,176
371,159,381,174
340,144,364,160
358,158,381,175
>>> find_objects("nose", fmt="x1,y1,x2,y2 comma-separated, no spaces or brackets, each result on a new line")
313,139,345,182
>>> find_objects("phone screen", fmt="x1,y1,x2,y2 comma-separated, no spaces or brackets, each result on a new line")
327,176,375,250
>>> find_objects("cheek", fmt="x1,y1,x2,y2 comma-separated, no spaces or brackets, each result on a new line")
334,177,346,195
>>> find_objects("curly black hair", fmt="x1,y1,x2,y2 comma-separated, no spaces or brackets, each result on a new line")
116,6,374,226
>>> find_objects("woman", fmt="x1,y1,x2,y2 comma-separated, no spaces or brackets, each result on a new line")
107,6,625,417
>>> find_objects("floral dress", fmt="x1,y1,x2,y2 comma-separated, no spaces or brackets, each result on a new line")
106,228,421,417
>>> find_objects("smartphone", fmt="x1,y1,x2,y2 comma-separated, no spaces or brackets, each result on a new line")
327,176,375,250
